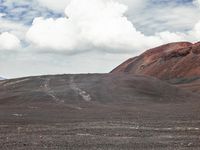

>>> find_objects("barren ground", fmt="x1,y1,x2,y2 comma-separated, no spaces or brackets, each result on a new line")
0,74,200,149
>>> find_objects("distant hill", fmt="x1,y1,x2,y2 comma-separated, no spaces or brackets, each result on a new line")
1,74,195,107
0,74,199,122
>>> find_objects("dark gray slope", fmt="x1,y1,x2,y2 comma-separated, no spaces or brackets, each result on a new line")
0,74,200,149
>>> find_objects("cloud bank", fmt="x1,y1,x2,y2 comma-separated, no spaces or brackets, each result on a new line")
26,0,186,53
2,0,200,53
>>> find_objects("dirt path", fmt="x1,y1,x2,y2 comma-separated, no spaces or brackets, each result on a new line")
69,76,92,102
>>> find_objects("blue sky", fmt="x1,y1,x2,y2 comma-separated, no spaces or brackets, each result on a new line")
0,0,195,29
0,0,200,78
0,0,63,25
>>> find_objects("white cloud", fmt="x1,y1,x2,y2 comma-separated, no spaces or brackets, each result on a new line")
26,0,185,53
26,17,79,51
189,20,200,40
156,31,186,43
117,0,147,14
193,0,200,6
64,0,147,51
0,32,21,50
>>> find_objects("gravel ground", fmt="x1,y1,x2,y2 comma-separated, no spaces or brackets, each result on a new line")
0,74,200,149
0,120,200,150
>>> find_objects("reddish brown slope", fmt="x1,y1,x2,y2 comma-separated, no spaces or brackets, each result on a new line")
111,42,200,93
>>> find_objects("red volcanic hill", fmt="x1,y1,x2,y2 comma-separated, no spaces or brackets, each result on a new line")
111,42,200,93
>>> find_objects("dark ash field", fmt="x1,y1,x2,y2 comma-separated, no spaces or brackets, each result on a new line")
0,74,200,149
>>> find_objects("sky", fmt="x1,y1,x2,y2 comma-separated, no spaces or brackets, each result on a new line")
1,0,200,78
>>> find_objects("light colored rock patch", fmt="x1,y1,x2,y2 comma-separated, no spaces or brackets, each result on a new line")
12,114,23,117
40,77,82,110
69,76,92,102
42,78,64,103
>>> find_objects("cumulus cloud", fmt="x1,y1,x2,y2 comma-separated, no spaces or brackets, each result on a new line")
26,0,184,53
0,32,21,50
26,17,79,51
